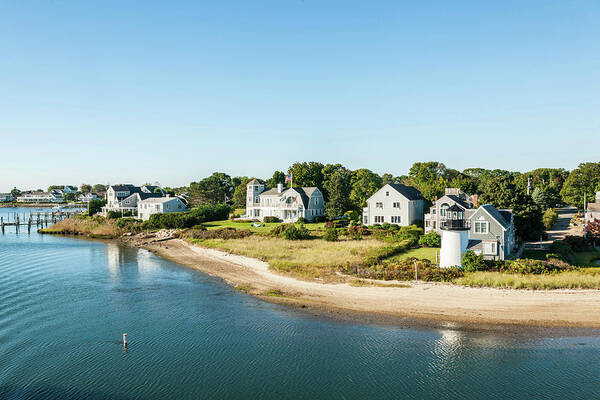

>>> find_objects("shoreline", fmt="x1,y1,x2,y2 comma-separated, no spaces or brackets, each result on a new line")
137,237,600,331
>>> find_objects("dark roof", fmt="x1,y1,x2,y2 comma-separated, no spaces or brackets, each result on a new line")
388,184,423,201
110,184,138,192
447,204,464,212
247,179,263,185
445,194,470,209
467,239,482,250
479,204,511,229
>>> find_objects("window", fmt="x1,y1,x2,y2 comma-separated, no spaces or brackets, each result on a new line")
393,202,401,208
391,216,401,224
386,191,389,196
440,203,449,217
432,209,436,215
484,241,497,255
474,221,488,234
374,216,384,223
375,202,383,209
364,216,368,224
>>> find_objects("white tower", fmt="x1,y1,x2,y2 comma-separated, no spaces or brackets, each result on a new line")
440,204,470,268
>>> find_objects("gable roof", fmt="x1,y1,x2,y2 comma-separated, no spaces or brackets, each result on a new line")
109,184,138,192
257,186,321,208
445,194,470,209
247,179,263,185
471,204,512,230
140,196,185,205
387,184,423,201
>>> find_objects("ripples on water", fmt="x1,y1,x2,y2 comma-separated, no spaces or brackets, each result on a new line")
0,209,599,399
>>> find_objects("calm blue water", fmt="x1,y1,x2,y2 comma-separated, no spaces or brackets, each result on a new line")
0,208,599,399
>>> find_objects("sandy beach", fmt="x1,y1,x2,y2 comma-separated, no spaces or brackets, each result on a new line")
141,238,600,329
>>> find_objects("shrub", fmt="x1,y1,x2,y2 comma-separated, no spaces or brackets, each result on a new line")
344,258,464,282
190,203,231,223
114,218,142,232
142,212,199,229
229,214,240,220
563,235,591,252
271,223,311,240
314,216,326,223
462,251,486,272
373,225,422,245
348,225,369,240
297,217,307,224
325,221,334,228
263,216,281,223
106,211,122,219
542,208,558,230
502,259,577,274
418,232,441,247
181,227,252,240
282,223,311,240
323,227,339,242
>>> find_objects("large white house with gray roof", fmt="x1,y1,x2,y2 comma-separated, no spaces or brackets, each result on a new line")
138,196,187,221
102,184,165,215
362,184,425,226
245,179,325,222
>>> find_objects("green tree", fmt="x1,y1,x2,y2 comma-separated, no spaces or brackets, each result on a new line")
188,172,234,206
560,162,600,209
512,193,545,241
542,208,558,230
324,169,353,219
266,171,286,188
80,184,92,193
10,187,21,198
287,161,325,188
88,199,106,215
531,187,550,210
350,169,382,209
232,177,254,209
479,176,517,209
92,184,107,193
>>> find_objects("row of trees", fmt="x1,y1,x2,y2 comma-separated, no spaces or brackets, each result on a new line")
186,161,600,242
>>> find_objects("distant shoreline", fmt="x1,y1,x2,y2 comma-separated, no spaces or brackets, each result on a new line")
136,237,600,330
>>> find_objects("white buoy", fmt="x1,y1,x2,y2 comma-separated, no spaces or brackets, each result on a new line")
123,333,128,347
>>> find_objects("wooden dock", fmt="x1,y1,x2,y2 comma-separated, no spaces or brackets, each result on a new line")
1,210,82,234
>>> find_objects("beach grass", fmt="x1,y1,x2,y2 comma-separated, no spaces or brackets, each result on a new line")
189,235,386,280
39,217,120,238
454,269,600,290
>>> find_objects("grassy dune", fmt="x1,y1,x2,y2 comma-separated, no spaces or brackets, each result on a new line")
189,236,386,280
39,218,120,238
455,269,600,290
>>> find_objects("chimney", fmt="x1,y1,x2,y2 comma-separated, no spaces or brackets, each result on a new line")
277,183,283,193
472,194,478,208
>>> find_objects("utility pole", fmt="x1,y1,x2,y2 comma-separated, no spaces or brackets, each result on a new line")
584,192,587,239
527,176,531,196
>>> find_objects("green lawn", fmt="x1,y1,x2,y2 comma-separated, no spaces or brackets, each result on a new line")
202,220,326,233
385,247,440,263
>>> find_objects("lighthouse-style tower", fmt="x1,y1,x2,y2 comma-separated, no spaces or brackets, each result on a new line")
440,204,470,268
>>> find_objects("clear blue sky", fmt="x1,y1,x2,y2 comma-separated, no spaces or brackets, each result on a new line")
1,0,599,191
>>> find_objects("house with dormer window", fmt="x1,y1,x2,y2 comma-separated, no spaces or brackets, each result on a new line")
245,179,325,222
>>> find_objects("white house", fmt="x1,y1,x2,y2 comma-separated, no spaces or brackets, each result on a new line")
586,191,600,222
362,184,424,226
138,196,188,221
245,180,325,222
102,184,165,215
0,193,14,202
17,191,63,203
78,193,100,202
